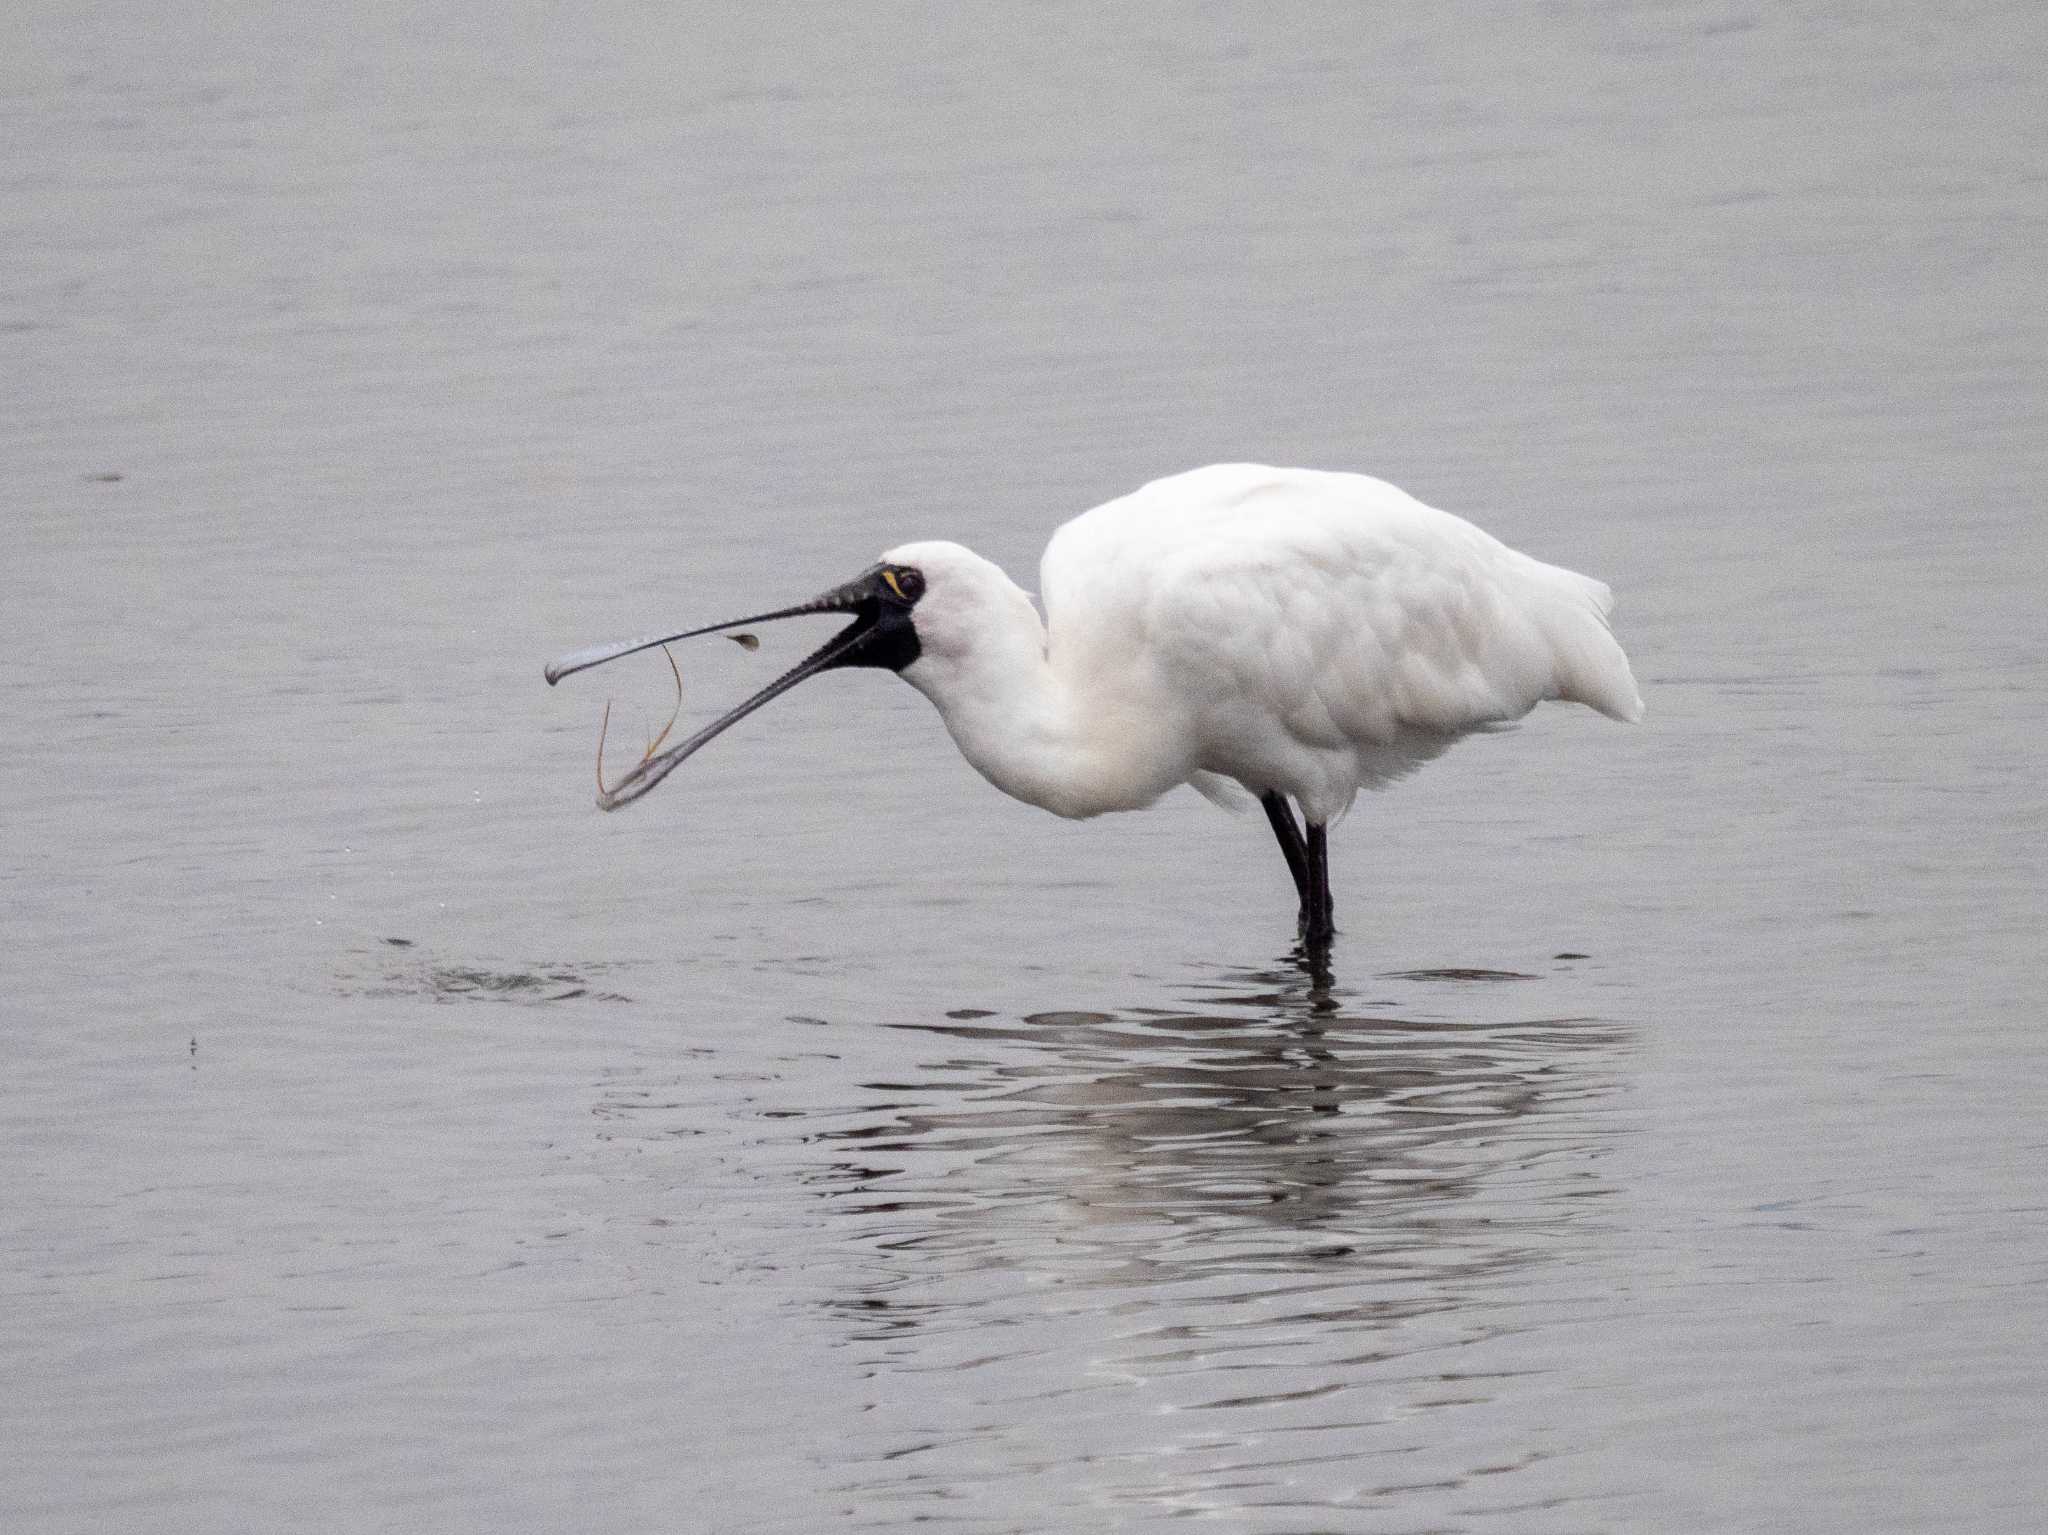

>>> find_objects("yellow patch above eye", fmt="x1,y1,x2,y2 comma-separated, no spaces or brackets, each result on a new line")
882,569,906,599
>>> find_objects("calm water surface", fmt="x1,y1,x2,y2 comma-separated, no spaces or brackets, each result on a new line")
4,2,2044,1530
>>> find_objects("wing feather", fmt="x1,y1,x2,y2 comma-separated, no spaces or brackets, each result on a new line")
1040,465,1640,814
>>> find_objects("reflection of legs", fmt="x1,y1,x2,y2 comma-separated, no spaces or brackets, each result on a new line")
1261,791,1310,918
1303,821,1334,948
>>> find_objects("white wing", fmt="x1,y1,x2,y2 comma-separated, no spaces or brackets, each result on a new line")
1042,465,1640,819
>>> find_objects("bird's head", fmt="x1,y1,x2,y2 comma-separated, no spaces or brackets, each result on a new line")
871,540,1041,684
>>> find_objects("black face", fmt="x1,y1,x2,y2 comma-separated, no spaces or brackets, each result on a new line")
828,563,923,674
542,558,929,811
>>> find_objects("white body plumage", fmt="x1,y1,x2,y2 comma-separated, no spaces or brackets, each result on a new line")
887,464,1642,827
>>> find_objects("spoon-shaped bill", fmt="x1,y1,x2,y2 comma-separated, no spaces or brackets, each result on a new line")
544,562,922,811
592,615,878,811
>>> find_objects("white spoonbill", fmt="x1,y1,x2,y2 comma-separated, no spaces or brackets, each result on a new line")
545,464,1642,947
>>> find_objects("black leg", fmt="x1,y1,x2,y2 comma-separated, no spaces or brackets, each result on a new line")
1302,821,1334,948
1261,791,1310,916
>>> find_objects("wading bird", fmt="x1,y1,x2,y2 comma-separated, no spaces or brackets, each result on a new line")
546,464,1641,949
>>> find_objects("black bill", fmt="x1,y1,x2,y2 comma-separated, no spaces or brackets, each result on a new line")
544,562,923,811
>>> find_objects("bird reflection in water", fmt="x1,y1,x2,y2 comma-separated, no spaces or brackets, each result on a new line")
800,950,1629,1516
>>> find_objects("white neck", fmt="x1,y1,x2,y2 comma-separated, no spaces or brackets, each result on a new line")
889,545,1180,819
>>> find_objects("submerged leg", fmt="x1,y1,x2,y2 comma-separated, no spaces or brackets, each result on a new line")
1261,791,1311,916
1302,821,1335,948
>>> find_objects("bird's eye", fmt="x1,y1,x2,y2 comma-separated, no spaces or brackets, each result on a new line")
890,567,925,602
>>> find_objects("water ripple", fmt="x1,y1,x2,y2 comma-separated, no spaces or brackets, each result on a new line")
778,955,1632,1523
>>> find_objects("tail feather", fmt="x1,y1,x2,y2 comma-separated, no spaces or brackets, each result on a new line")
1530,563,1644,723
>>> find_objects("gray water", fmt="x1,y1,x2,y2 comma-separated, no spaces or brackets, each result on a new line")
5,2,2044,1530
